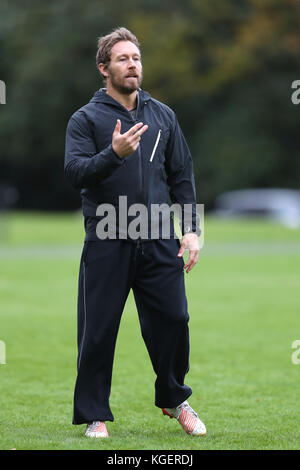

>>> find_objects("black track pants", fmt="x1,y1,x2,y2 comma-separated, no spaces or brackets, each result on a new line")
72,238,192,424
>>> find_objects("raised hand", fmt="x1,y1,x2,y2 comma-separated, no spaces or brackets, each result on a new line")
112,119,148,158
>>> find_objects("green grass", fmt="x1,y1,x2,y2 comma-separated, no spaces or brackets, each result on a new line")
0,211,300,450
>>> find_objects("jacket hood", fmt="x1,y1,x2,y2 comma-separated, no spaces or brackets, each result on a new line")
89,88,152,106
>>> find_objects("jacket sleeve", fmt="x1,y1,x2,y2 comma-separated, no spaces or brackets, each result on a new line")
64,115,124,189
165,114,201,236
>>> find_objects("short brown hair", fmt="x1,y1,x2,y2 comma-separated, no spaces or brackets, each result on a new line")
96,27,140,70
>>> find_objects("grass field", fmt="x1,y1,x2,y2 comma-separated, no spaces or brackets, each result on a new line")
0,211,300,450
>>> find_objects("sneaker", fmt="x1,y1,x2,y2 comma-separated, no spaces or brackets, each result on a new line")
162,400,206,436
85,421,109,438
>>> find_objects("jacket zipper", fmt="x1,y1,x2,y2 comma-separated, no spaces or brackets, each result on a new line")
127,100,144,202
149,129,162,162
123,96,147,203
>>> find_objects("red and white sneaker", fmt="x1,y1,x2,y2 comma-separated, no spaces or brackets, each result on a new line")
162,400,206,436
85,421,109,438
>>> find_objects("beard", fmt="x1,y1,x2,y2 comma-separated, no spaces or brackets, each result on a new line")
108,68,143,95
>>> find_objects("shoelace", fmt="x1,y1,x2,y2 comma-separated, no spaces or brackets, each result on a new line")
178,401,198,418
88,421,102,431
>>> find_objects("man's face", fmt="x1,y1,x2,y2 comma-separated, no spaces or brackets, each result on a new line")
102,40,143,95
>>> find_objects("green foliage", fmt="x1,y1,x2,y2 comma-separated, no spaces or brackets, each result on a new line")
0,0,299,209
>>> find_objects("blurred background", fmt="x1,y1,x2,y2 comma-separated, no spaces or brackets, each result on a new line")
1,0,300,215
0,0,300,450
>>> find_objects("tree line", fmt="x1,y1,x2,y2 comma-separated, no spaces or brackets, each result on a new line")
0,0,299,210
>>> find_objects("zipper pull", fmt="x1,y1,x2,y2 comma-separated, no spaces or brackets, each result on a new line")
149,129,162,162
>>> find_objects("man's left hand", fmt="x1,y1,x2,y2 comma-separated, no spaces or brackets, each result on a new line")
177,233,199,273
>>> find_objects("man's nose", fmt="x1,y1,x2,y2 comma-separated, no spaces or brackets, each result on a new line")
128,58,137,67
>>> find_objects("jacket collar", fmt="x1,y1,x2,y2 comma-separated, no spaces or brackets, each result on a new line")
89,88,152,106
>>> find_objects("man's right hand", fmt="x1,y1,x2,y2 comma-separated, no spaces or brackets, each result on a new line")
112,119,148,158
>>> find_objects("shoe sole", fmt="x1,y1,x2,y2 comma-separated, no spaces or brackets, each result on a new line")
85,432,109,438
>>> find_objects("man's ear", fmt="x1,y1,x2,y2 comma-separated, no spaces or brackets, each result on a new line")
98,63,108,78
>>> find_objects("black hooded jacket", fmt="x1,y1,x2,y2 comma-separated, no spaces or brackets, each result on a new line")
64,88,200,240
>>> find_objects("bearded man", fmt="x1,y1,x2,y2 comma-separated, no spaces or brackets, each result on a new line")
65,27,206,439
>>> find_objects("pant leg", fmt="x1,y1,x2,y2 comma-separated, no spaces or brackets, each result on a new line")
132,238,192,409
73,240,133,424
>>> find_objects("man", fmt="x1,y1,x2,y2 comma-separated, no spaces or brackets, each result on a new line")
65,27,206,438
